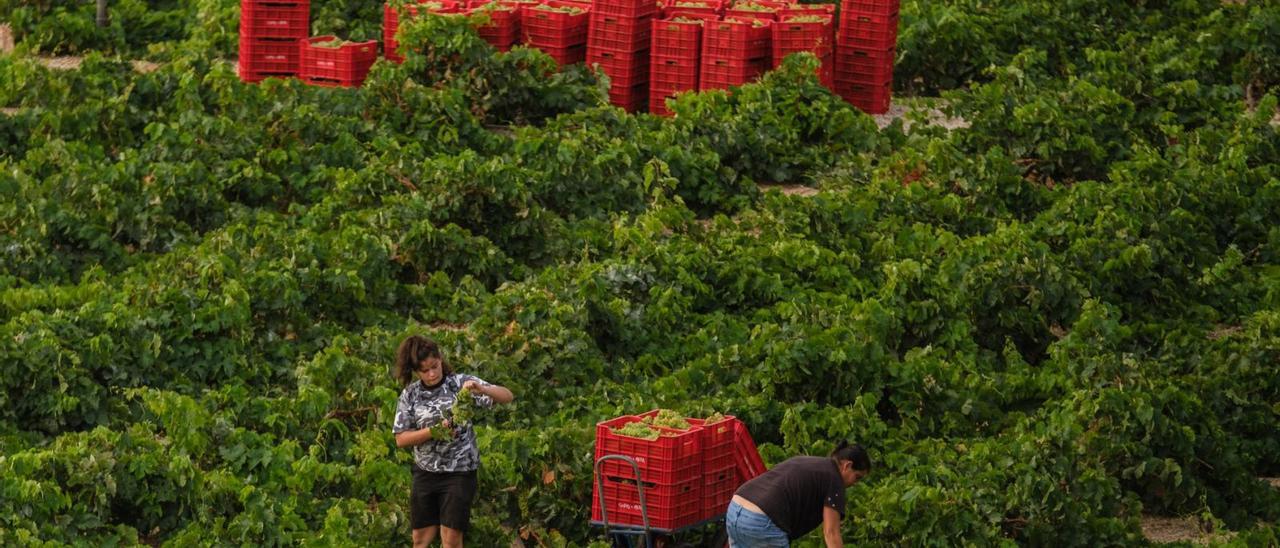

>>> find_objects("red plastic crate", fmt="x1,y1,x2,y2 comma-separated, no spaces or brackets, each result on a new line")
588,12,653,52
595,415,702,483
660,0,724,17
649,80,697,116
298,36,378,86
384,0,463,61
467,4,521,49
591,476,702,530
840,84,891,113
688,416,736,472
610,88,649,112
239,37,300,74
650,54,700,88
702,18,771,59
589,48,651,88
240,0,311,40
650,17,704,58
523,3,591,47
771,16,833,59
837,11,898,48
733,420,767,483
700,467,738,520
698,56,769,89
780,2,835,16
840,0,899,16
593,0,660,18
536,43,588,65
834,45,893,81
724,7,777,21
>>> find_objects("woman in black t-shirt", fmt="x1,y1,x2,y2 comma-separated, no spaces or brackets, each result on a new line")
727,442,871,548
392,335,515,548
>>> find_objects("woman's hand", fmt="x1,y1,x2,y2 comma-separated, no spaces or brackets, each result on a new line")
462,380,515,404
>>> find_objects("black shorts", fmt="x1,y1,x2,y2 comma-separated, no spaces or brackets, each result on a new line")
410,468,478,532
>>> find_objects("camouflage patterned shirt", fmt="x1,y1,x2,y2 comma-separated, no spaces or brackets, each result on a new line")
392,373,495,472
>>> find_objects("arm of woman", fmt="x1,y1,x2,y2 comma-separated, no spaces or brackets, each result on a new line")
395,428,434,448
822,506,843,548
463,380,515,404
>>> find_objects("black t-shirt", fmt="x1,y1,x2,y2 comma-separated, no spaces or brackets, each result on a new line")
734,456,846,540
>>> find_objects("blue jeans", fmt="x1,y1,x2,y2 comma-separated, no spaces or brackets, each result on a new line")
725,500,789,548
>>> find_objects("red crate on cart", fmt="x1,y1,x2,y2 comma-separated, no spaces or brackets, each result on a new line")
650,17,704,58
841,0,898,16
299,36,378,86
595,415,703,483
239,37,301,75
771,15,833,60
592,475,703,530
523,2,591,47
701,18,770,59
589,48,651,88
700,465,739,520
733,419,767,483
587,12,653,52
240,0,310,40
688,416,736,472
834,45,893,82
837,11,897,48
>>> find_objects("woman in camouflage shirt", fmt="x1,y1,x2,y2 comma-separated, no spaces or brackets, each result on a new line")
393,335,515,548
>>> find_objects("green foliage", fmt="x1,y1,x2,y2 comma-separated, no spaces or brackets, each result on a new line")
2,1,1280,546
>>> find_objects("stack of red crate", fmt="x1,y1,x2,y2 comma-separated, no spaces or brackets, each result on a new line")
384,0,462,63
592,411,767,527
299,36,380,87
771,13,834,87
834,0,898,113
239,0,310,83
648,15,711,116
592,413,704,530
698,17,771,90
467,1,521,51
523,1,591,66
687,416,738,520
587,0,659,111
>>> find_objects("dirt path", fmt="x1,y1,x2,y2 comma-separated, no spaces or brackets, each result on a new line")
1140,515,1236,545
872,99,969,131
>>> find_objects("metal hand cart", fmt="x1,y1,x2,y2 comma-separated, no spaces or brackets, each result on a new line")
592,455,729,548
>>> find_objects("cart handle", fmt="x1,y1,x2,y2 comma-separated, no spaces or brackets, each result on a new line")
594,454,652,547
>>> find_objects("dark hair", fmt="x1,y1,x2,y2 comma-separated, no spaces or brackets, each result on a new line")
830,441,871,472
394,335,451,386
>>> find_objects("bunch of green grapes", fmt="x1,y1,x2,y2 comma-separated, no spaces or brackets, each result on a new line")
703,411,727,423
452,387,477,426
645,409,691,430
430,424,455,442
612,422,660,440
